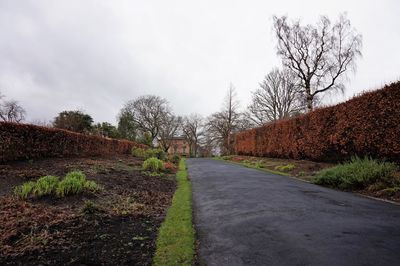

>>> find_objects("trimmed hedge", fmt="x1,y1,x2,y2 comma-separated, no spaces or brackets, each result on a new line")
0,122,146,162
235,82,400,162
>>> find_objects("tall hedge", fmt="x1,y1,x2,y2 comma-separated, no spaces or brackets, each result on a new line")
0,122,146,162
235,82,400,162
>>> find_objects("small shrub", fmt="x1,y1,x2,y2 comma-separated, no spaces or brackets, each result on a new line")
56,171,100,197
146,148,166,160
164,162,177,173
143,157,164,173
82,200,99,214
84,180,100,192
132,147,147,158
14,181,35,199
313,157,398,190
275,164,295,172
33,175,59,197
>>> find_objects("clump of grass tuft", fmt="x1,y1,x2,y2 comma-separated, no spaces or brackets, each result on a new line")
275,164,295,172
143,157,165,174
14,171,101,199
82,200,99,214
14,181,36,199
56,171,86,197
33,175,59,197
254,160,265,168
313,157,398,190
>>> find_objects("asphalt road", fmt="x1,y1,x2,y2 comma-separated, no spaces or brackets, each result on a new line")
187,158,400,266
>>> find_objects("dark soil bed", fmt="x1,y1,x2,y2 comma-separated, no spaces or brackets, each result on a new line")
0,155,176,265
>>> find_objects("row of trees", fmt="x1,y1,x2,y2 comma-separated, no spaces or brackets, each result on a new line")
1,13,362,157
246,13,362,125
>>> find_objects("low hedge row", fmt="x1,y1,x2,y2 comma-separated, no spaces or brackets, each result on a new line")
0,122,146,162
235,82,400,162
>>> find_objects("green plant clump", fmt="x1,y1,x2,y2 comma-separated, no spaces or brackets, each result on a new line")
14,181,36,199
33,175,59,197
275,164,295,172
132,147,147,158
132,147,166,160
14,171,100,199
170,154,181,164
313,157,398,190
143,157,165,173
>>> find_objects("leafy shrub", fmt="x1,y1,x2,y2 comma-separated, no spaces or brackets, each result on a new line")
33,175,59,197
146,148,166,160
275,164,295,172
143,157,164,173
14,181,35,199
313,157,398,190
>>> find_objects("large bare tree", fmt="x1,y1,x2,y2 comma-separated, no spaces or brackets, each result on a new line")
247,68,305,125
0,92,26,123
206,84,245,155
182,114,204,157
273,13,362,111
120,95,171,145
158,115,182,152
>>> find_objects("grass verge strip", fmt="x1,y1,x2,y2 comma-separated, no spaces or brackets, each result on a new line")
213,157,290,177
153,158,195,266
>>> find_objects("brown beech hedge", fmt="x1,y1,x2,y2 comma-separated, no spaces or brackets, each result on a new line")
235,82,400,162
0,122,146,162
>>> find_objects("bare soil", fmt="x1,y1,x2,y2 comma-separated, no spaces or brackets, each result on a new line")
0,155,176,265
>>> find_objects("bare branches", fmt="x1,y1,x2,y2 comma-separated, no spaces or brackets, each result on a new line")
182,114,204,157
247,68,305,125
206,85,248,155
120,95,171,144
0,95,26,123
273,13,362,111
158,115,182,152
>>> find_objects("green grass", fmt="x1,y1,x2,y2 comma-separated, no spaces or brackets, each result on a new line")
313,157,398,190
143,157,165,173
275,164,295,172
214,156,290,177
14,181,36,199
33,175,59,197
14,170,100,199
153,158,194,266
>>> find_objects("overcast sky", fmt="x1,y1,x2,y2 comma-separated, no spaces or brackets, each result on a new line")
0,0,399,124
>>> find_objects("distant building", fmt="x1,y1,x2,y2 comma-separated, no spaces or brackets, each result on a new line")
167,136,190,156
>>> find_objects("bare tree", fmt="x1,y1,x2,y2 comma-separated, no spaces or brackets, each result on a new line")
182,114,204,157
158,115,182,152
273,13,362,111
206,84,243,155
120,95,171,145
247,68,305,125
0,99,26,123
